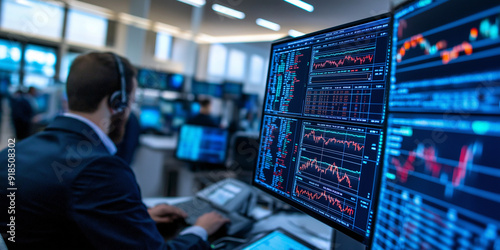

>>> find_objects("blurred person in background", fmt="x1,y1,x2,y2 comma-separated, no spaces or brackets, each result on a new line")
187,97,219,127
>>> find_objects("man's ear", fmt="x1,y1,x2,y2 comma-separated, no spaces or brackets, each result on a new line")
102,95,117,115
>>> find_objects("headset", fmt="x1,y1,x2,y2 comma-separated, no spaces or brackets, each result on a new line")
108,53,128,113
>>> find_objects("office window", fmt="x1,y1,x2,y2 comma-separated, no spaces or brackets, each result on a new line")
154,32,172,61
249,55,264,84
24,44,56,78
66,9,108,47
59,52,81,82
207,44,227,77
0,0,64,39
227,49,246,81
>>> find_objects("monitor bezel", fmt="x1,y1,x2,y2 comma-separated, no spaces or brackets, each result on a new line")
175,124,229,166
251,13,393,246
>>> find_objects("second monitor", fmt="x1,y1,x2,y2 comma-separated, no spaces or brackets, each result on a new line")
176,125,228,165
253,14,392,245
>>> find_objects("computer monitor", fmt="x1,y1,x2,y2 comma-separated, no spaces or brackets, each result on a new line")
372,1,500,249
176,125,228,165
34,93,50,114
192,80,223,98
253,14,392,245
137,68,167,90
223,82,243,99
167,73,185,92
139,106,163,130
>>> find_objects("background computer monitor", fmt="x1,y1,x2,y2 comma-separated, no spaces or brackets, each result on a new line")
192,79,223,98
139,106,163,130
176,124,228,165
371,1,500,249
34,93,50,114
137,68,167,90
167,73,185,92
252,14,392,245
223,82,243,99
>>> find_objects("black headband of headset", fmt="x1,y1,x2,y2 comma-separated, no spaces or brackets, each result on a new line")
111,53,127,106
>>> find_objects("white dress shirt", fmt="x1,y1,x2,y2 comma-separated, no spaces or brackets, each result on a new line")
63,113,117,155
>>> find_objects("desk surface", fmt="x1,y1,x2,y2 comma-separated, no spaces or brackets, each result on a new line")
143,197,332,249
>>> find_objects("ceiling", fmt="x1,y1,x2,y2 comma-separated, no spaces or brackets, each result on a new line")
80,0,392,42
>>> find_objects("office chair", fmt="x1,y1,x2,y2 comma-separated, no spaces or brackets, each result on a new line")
227,131,260,184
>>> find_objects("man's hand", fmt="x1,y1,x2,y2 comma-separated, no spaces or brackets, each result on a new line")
148,204,188,224
195,211,230,235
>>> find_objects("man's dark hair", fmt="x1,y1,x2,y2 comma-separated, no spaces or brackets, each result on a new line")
66,52,137,113
199,98,211,108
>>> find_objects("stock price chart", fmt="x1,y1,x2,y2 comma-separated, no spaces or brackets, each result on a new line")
305,21,390,125
293,122,383,234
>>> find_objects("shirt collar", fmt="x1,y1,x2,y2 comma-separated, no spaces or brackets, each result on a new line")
63,113,117,155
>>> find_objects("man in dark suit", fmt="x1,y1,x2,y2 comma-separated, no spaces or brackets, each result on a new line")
0,52,228,249
9,89,34,140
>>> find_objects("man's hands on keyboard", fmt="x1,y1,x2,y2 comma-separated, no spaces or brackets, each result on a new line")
195,211,231,235
148,204,188,223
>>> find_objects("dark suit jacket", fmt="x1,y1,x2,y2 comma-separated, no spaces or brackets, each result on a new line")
0,116,209,249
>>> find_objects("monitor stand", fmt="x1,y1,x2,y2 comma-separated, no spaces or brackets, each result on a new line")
330,230,365,250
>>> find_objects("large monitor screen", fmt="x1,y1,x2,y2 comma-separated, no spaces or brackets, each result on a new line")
137,68,167,90
139,106,163,130
0,39,21,72
223,82,243,99
24,44,57,78
176,125,228,164
167,73,185,92
253,15,391,244
372,1,500,249
192,80,223,98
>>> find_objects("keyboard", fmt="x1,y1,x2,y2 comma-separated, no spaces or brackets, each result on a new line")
173,198,254,236
174,199,215,225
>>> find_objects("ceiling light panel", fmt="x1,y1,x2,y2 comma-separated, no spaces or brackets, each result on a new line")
177,0,205,7
284,0,314,12
256,18,280,31
212,4,245,19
